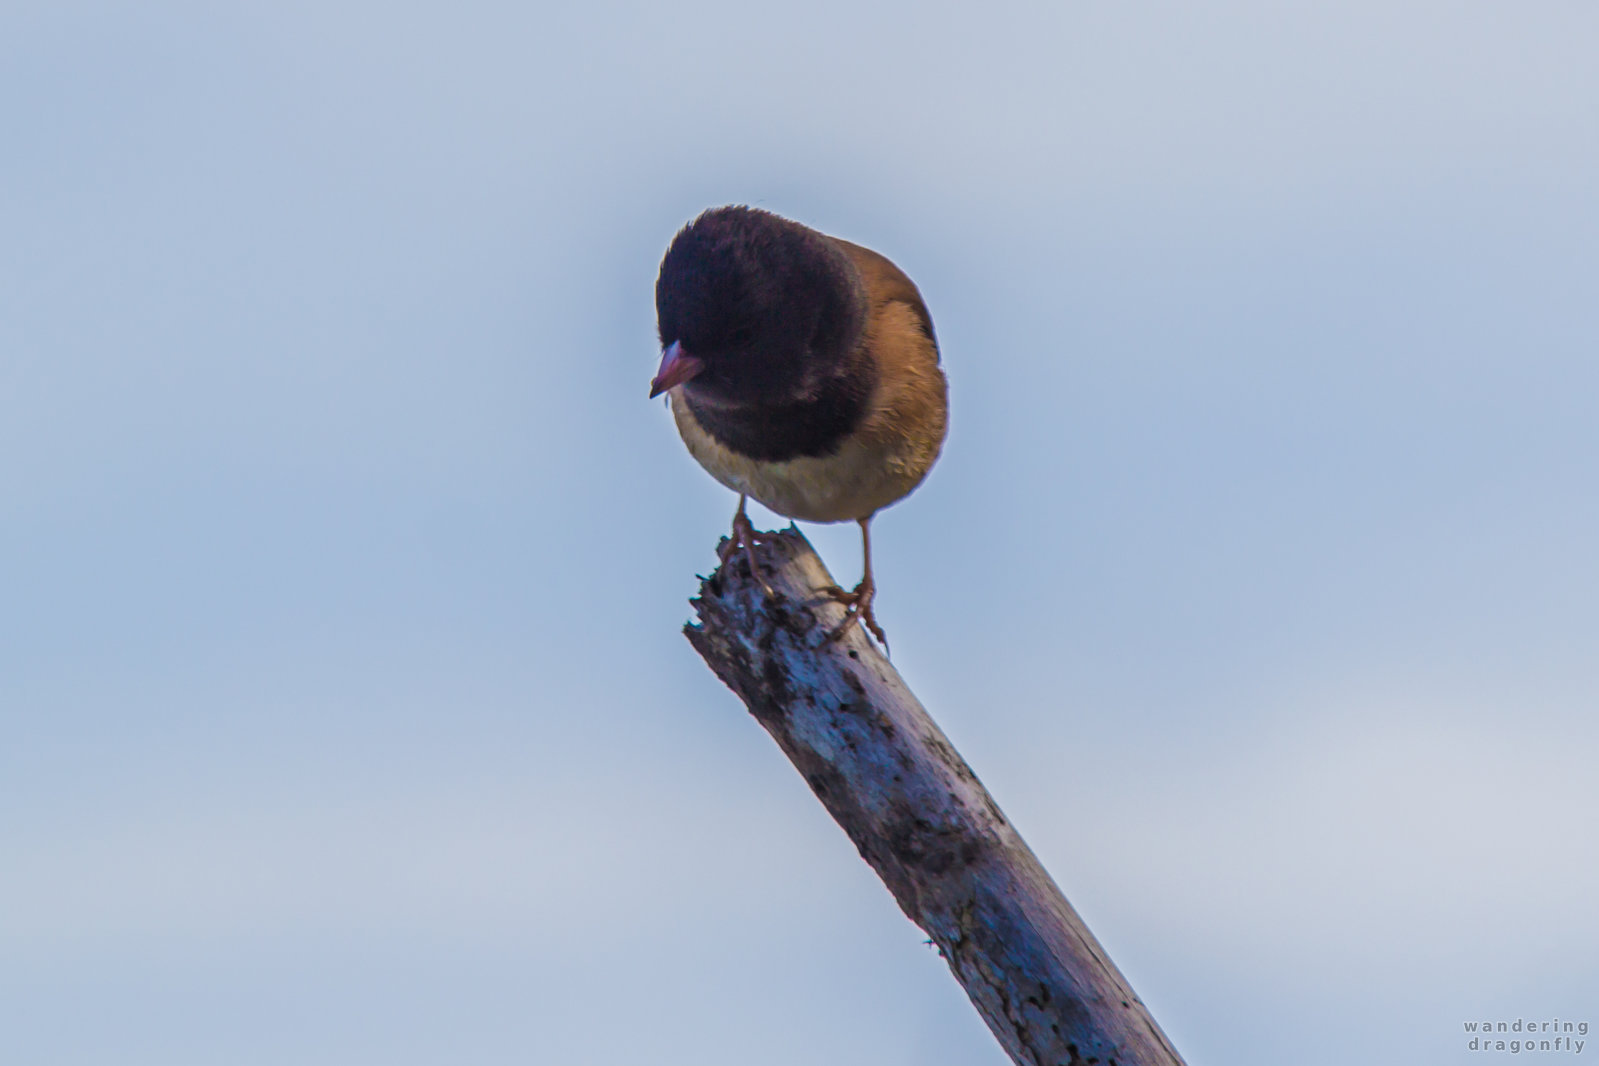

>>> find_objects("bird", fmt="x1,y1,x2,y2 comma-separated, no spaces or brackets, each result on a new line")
648,205,948,649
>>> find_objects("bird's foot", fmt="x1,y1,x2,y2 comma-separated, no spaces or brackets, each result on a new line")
824,579,888,653
719,507,774,597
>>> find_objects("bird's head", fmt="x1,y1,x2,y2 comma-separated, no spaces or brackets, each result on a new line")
650,206,866,405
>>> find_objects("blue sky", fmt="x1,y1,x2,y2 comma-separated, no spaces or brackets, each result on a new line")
4,3,1596,1063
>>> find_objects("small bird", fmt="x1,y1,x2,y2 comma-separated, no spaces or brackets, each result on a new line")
649,206,948,648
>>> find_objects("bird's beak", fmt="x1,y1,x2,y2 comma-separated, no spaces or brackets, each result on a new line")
648,340,705,398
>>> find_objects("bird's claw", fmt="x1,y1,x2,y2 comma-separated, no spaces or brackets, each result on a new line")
823,581,888,653
721,505,774,597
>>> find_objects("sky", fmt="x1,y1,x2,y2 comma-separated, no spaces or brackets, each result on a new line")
3,2,1597,1063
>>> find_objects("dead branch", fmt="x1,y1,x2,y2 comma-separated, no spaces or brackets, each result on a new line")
684,526,1186,1066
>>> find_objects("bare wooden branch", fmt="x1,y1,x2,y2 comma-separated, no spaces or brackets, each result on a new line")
685,527,1186,1066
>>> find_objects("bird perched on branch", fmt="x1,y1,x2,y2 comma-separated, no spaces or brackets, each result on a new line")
649,206,948,648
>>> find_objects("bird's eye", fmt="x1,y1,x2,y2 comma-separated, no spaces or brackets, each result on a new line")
728,325,754,347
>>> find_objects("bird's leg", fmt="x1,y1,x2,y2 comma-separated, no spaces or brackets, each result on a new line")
825,517,888,651
718,494,773,596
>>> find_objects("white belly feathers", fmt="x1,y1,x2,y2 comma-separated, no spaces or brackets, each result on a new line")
668,388,938,523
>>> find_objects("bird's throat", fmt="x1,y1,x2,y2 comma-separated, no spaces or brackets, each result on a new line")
683,355,878,462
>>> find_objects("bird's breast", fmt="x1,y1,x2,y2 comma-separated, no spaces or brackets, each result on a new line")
669,392,928,521
667,300,948,522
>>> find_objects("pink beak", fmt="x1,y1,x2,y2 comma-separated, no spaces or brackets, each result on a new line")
648,340,705,398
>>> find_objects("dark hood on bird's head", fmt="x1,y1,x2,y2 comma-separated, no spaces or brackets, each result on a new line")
655,206,867,406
